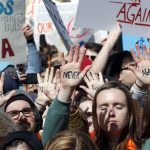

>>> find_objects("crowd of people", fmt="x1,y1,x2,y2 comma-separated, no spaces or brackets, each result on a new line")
0,16,150,150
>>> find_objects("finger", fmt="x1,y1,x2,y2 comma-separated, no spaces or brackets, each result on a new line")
73,44,80,62
78,47,86,65
19,74,27,78
55,69,61,85
0,72,5,90
3,90,16,102
61,53,66,66
91,68,98,80
143,44,149,59
79,85,90,94
37,73,42,84
48,67,54,82
86,70,93,81
135,44,144,61
44,68,50,83
68,46,74,63
130,48,139,64
79,65,91,79
148,46,150,55
128,66,139,76
84,76,90,87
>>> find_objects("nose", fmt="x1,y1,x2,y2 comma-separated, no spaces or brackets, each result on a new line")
108,108,115,117
18,112,26,120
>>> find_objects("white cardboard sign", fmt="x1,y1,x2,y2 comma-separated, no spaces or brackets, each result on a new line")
0,0,26,64
75,0,150,37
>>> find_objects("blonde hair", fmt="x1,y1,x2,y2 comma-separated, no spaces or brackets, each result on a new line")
44,130,97,150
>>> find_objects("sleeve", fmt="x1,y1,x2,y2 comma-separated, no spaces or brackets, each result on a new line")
42,98,70,145
26,42,42,73
130,83,147,107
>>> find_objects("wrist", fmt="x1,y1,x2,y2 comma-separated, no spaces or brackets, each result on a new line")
27,39,34,44
35,101,46,112
58,87,73,103
134,79,147,91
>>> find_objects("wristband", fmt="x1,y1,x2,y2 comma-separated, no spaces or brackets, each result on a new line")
135,81,143,89
35,101,45,107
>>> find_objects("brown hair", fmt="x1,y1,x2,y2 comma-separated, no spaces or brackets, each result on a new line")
142,92,150,139
0,111,17,143
44,130,98,150
92,81,139,150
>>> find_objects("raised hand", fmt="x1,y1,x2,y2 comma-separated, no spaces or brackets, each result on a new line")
80,69,105,99
22,24,34,41
60,45,91,88
129,44,150,85
36,67,59,106
0,73,15,107
57,45,91,103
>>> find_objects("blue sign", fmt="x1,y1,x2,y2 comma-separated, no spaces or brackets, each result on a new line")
122,33,150,53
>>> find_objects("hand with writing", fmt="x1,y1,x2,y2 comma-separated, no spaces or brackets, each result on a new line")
0,73,15,107
129,44,150,86
36,67,59,107
80,69,104,99
58,45,91,103
22,24,34,41
60,45,91,88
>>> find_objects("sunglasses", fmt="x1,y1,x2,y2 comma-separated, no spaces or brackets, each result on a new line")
86,55,96,61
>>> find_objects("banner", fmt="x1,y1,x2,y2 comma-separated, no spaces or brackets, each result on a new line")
75,0,150,37
0,0,26,64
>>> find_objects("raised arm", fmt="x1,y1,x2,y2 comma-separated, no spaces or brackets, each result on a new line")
23,24,41,73
92,23,122,73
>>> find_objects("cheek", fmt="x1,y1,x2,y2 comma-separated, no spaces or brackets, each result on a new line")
117,109,128,128
96,110,106,128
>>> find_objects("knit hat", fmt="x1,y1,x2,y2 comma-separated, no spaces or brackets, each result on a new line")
4,90,42,132
0,131,43,150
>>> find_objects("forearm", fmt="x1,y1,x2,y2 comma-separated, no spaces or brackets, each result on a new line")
26,42,42,73
92,24,121,73
92,38,115,73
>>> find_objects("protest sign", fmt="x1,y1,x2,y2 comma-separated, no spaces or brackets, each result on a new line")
75,0,150,37
26,0,93,53
0,0,26,64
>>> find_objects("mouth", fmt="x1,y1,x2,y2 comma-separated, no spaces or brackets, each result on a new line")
108,120,118,123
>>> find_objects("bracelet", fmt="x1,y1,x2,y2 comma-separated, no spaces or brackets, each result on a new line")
35,101,45,107
135,81,143,89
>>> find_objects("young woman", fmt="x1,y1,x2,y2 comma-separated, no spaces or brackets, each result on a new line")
92,81,140,150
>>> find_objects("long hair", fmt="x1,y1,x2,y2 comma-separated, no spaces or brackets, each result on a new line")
44,130,98,150
142,92,150,139
92,81,138,150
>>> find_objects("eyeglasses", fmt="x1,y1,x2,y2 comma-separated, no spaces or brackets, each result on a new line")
86,55,96,61
6,107,34,120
